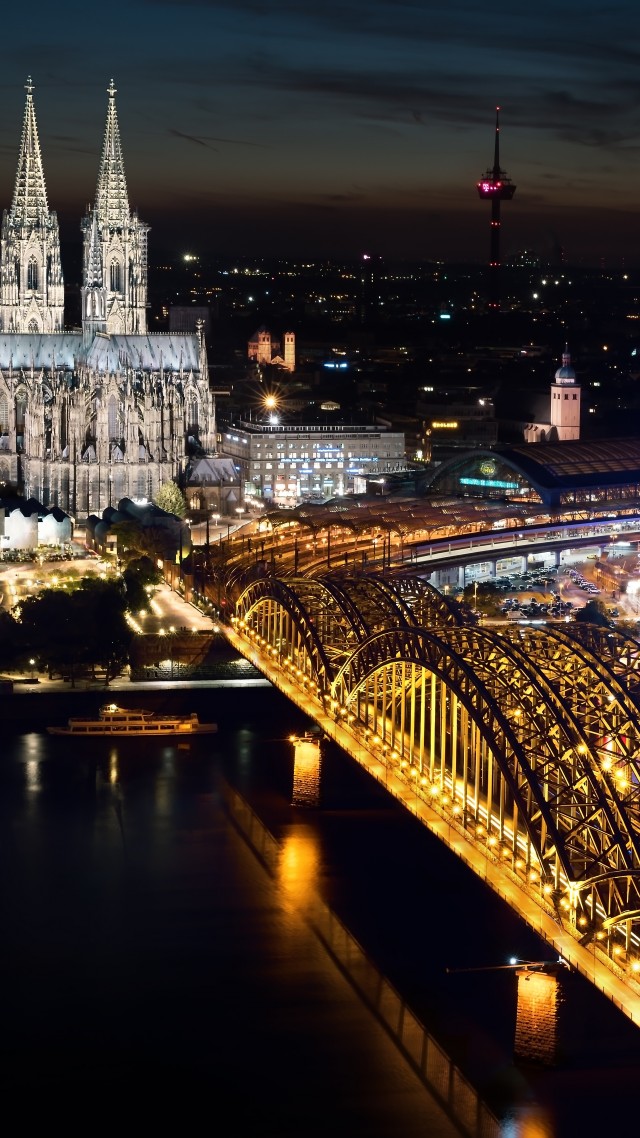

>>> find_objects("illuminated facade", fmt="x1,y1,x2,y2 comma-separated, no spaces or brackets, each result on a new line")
223,421,405,505
0,495,71,551
0,79,64,335
80,81,148,338
0,80,217,519
248,326,295,371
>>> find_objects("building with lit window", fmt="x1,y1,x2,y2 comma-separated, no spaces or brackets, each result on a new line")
222,421,405,506
416,390,498,463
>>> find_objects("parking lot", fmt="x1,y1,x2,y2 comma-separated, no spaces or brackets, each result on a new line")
453,559,631,627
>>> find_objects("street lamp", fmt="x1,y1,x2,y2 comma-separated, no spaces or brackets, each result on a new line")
206,512,219,556
29,657,36,680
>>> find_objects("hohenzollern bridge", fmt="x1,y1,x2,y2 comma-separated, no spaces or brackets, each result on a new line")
223,569,640,1024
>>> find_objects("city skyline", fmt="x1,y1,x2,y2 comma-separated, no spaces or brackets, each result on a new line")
4,1,640,265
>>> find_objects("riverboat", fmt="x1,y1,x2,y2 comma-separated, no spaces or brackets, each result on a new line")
47,703,217,737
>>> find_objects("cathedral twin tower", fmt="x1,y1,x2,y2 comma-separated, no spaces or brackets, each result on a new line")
0,80,216,522
1,79,147,338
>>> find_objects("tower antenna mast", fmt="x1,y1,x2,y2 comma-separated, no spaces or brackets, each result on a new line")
476,107,516,311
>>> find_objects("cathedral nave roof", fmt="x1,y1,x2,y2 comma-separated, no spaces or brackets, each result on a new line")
85,333,200,373
0,333,81,369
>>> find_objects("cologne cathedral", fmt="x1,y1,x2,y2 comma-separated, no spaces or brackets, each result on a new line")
0,80,217,520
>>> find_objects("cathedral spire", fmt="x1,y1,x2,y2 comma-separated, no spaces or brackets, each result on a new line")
82,80,149,337
95,80,130,227
10,77,50,225
0,77,64,333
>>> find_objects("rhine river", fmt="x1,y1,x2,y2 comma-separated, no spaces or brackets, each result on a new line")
2,676,640,1137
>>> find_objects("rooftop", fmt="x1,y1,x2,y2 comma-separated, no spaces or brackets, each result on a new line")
496,438,640,490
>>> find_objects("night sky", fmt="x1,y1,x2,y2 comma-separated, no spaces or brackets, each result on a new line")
3,1,640,265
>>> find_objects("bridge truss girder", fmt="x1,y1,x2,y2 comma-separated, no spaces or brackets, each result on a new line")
330,625,640,952
233,573,640,962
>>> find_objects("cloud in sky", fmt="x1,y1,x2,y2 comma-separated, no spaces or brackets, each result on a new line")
2,0,640,261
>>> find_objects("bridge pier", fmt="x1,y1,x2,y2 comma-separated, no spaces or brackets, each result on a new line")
514,966,564,1066
291,734,322,808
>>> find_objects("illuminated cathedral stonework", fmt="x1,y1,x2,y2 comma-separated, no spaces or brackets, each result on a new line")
0,80,217,518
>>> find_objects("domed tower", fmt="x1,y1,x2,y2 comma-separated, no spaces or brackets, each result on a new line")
550,344,581,440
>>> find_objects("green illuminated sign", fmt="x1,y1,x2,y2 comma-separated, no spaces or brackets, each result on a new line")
460,477,518,490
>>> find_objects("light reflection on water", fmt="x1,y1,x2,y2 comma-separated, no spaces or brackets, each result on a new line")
502,1105,554,1138
109,749,118,784
21,732,45,793
25,759,41,791
2,691,640,1136
278,825,321,912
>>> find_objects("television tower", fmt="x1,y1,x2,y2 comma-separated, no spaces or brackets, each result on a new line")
476,107,516,311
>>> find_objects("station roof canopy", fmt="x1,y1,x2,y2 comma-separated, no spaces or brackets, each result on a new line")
495,438,640,491
423,438,640,508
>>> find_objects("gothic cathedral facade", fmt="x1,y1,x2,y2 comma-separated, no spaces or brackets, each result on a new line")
0,80,217,519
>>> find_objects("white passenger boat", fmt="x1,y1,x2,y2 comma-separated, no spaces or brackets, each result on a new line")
47,703,217,737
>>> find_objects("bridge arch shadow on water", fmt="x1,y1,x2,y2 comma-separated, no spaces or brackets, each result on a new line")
228,571,640,1024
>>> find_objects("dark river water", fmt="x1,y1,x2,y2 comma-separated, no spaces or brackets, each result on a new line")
2,681,639,1136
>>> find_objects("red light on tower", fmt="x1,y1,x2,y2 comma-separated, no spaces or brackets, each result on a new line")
476,107,516,310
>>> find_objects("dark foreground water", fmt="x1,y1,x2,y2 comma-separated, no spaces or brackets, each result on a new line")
2,683,640,1136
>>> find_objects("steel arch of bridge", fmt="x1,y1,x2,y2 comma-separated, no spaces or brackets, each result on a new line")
331,625,640,895
235,572,463,680
233,573,640,962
